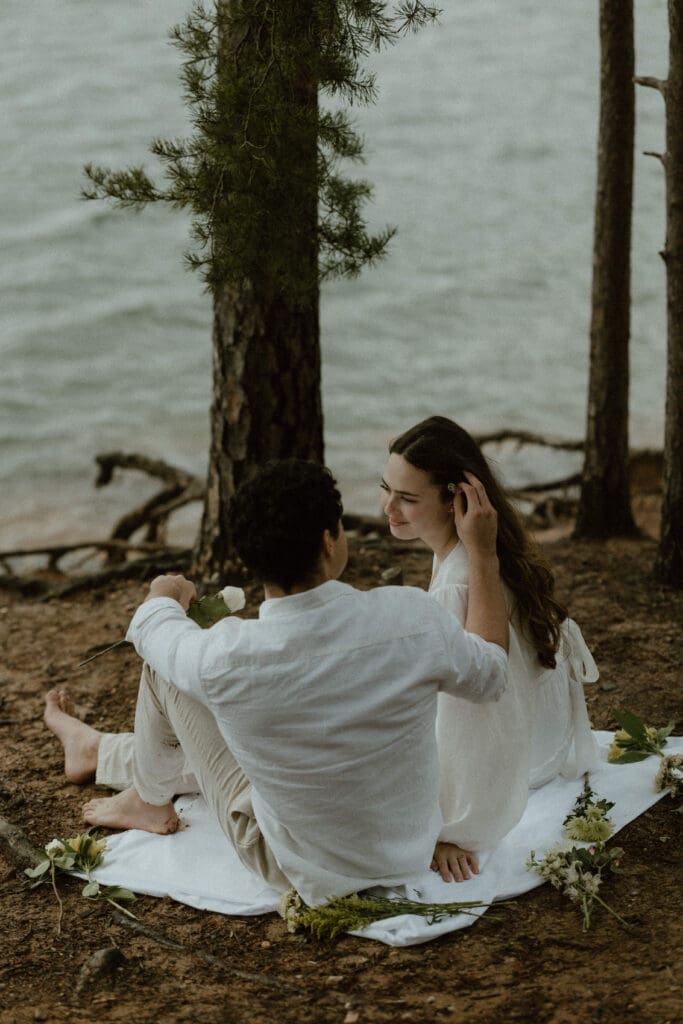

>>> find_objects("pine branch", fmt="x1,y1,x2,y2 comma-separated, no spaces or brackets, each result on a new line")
81,165,163,207
81,0,439,291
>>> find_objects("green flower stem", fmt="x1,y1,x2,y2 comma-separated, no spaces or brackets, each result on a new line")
592,893,631,929
106,898,137,919
49,862,64,936
294,894,496,939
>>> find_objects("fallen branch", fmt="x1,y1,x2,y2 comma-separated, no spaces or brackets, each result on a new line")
95,452,204,563
111,911,295,987
510,472,582,497
4,442,663,599
95,452,199,491
474,430,585,452
0,575,53,598
40,550,193,601
0,539,185,562
0,812,45,870
107,484,200,551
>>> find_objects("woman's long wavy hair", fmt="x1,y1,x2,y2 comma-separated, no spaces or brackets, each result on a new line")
390,416,567,669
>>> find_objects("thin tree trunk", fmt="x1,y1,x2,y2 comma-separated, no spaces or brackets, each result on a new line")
194,284,322,579
193,1,322,579
655,0,683,586
575,0,638,538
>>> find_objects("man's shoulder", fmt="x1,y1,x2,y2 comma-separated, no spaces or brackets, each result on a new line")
345,583,436,617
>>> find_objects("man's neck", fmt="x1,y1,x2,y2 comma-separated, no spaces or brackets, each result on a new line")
263,572,329,601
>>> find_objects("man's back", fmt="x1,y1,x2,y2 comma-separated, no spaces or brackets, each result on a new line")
129,579,506,903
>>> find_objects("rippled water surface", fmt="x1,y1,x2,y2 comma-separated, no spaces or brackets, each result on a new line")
1,0,670,545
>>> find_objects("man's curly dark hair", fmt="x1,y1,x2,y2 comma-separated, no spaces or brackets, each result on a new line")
229,460,344,591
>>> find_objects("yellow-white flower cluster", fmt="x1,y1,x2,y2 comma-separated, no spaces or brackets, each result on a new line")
654,753,683,799
564,804,613,843
278,888,304,933
44,832,107,871
526,841,623,931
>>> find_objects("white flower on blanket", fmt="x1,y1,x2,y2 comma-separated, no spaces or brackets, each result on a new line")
25,830,136,936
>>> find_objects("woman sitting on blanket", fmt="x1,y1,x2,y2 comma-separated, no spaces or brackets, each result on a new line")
382,416,599,880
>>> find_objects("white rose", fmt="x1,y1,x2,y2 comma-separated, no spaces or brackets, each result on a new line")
219,586,246,613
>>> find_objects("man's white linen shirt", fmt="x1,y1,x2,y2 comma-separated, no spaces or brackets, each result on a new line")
127,580,507,905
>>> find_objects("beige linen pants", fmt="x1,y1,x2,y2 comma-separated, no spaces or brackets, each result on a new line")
99,664,288,890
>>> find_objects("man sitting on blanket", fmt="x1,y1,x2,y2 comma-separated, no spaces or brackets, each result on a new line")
44,459,509,906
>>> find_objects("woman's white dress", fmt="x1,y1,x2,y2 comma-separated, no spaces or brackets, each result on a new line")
431,543,599,850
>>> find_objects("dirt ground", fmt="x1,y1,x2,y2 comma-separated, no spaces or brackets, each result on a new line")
0,523,681,1024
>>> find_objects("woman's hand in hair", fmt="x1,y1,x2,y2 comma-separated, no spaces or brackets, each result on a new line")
452,471,498,559
430,841,480,883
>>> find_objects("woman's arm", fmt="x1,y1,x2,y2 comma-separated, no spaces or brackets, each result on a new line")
454,473,509,653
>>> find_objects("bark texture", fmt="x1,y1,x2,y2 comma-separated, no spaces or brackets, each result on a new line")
655,0,683,585
194,285,322,579
575,0,638,538
193,1,323,579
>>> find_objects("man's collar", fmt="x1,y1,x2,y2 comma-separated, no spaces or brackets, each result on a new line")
259,579,352,619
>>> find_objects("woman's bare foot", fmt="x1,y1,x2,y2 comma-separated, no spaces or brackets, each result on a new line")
44,688,101,784
431,841,480,883
82,787,178,834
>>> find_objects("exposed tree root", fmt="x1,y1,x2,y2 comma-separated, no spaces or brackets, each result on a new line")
1,441,662,594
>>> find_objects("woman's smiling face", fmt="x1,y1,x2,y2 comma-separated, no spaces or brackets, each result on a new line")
381,452,454,545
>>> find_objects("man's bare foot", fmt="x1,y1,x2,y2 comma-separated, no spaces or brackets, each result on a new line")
44,688,101,784
82,787,178,834
431,841,480,883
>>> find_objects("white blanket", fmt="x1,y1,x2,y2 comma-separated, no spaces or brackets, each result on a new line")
89,732,681,946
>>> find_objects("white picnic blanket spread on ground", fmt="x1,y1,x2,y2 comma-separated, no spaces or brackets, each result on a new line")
88,732,681,947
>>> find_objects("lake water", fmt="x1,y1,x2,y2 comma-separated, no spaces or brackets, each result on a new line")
0,0,671,549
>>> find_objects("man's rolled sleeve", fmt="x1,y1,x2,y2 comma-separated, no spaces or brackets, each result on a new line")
126,597,208,700
432,601,508,703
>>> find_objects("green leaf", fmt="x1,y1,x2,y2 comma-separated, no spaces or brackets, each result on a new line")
104,886,136,902
82,880,100,898
613,709,647,740
187,594,229,628
53,854,76,871
612,750,650,764
25,860,51,878
657,721,677,742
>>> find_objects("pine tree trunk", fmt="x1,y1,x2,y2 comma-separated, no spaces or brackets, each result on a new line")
193,1,323,580
193,284,322,579
655,0,683,586
574,0,638,538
